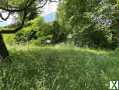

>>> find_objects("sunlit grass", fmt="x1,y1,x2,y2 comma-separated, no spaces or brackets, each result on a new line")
0,45,118,90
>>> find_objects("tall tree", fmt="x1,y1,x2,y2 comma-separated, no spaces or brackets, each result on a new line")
58,0,119,49
0,0,49,60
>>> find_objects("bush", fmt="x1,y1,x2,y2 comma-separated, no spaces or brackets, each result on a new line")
15,29,37,43
73,24,117,49
15,18,68,45
51,21,67,44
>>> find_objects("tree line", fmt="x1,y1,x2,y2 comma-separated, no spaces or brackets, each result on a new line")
0,0,119,60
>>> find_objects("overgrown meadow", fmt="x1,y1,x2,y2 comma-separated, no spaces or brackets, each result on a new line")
0,44,119,90
0,0,119,90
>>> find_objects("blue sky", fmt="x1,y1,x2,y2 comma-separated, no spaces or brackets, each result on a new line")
0,2,58,27
0,21,7,26
41,2,58,22
44,12,56,22
0,19,13,27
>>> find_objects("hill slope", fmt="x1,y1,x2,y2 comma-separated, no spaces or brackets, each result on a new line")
0,46,118,90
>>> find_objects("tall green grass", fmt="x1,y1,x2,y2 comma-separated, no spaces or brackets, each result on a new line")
0,45,119,90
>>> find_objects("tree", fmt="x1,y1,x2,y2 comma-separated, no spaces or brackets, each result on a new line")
58,0,119,49
0,0,50,60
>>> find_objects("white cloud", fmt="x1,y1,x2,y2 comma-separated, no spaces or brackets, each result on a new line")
41,2,58,16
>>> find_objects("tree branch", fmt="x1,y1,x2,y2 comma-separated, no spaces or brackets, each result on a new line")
0,0,49,34
0,11,27,34
0,12,11,21
0,0,34,12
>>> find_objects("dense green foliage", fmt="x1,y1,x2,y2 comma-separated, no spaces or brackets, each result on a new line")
14,17,67,45
3,0,119,49
58,0,119,49
0,45,118,90
1,0,119,90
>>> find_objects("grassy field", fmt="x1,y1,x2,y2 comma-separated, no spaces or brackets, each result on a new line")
0,45,119,90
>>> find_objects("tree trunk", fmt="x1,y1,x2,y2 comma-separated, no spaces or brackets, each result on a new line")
0,34,9,60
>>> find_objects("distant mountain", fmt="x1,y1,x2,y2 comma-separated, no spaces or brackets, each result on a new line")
43,12,56,22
